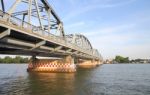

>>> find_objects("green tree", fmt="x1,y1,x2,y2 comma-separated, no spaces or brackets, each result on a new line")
0,57,3,63
14,56,22,63
0,56,29,63
3,56,13,63
115,55,129,63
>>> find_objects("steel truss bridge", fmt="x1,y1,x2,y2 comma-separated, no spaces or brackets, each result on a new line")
0,0,103,61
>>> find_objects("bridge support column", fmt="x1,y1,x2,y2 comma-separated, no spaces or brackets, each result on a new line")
27,55,76,73
77,59,102,68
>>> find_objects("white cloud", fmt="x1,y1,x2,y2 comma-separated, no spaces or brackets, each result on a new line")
81,18,150,59
83,23,136,37
90,33,150,59
63,0,137,21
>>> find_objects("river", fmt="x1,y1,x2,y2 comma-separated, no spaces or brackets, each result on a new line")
0,64,150,95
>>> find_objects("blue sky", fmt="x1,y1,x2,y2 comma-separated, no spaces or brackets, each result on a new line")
1,0,150,59
47,0,150,59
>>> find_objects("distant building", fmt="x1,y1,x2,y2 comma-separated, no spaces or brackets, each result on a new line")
104,59,113,64
130,59,150,64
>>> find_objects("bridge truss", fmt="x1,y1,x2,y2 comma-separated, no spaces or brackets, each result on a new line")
0,0,103,61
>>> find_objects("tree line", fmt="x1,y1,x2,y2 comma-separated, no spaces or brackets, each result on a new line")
114,56,129,63
114,55,149,63
0,56,29,63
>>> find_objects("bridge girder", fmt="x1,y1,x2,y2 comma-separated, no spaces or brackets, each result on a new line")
66,34,93,50
65,34,102,58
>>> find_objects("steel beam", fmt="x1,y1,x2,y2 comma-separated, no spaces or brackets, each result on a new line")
1,0,5,12
22,0,43,8
0,29,10,39
12,8,43,16
57,49,65,53
30,40,46,50
73,51,78,54
49,46,62,53
40,0,61,23
66,49,72,52
28,0,32,23
40,46,54,51
46,9,51,32
4,38,35,47
54,46,62,51
34,0,43,30
8,0,22,15
22,14,26,27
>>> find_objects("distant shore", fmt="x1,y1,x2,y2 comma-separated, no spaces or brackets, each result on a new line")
104,62,150,64
0,56,29,63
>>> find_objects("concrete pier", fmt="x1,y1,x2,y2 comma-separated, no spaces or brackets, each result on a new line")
77,59,102,68
27,56,76,73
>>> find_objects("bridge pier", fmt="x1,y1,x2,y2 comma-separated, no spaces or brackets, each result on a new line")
27,55,76,73
77,59,102,68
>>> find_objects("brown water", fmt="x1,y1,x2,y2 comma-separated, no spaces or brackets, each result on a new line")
0,64,150,95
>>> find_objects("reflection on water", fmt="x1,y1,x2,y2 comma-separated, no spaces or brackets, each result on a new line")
27,73,76,95
0,64,150,95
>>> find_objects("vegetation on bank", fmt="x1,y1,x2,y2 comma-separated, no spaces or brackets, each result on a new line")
114,56,130,63
0,56,29,63
105,55,150,64
1,55,149,64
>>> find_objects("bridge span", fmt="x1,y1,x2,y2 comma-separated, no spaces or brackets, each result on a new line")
0,0,103,72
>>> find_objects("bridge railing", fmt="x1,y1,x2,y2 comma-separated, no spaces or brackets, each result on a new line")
0,10,66,43
0,10,99,58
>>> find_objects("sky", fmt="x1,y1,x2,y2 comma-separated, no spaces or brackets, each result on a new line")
47,0,150,59
1,0,150,59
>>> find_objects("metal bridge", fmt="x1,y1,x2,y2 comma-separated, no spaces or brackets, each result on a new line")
0,0,103,71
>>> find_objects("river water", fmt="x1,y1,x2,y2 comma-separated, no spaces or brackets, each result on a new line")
0,64,150,95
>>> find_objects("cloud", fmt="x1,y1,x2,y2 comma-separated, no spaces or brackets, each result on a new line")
89,32,150,59
81,15,150,59
82,11,150,37
63,0,137,21
83,23,136,37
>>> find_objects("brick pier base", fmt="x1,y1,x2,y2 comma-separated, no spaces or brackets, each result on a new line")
27,56,76,73
77,60,102,68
